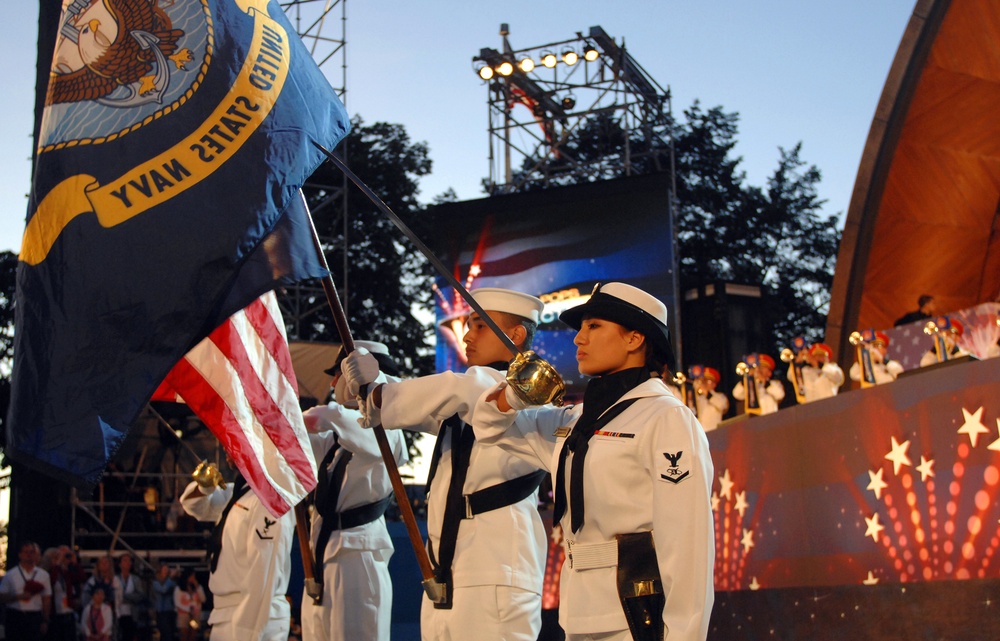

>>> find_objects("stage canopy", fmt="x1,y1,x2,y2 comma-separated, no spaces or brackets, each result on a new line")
826,0,1000,360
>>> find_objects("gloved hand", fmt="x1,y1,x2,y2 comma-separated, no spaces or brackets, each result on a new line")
358,393,382,429
341,347,381,400
503,381,531,412
333,375,359,409
191,460,225,494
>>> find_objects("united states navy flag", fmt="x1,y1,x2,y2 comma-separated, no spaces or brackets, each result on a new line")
7,0,349,493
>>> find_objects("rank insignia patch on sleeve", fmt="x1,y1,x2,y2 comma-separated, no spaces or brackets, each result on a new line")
659,451,690,484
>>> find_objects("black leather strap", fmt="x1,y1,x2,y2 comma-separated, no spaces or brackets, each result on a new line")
208,476,250,573
464,469,546,518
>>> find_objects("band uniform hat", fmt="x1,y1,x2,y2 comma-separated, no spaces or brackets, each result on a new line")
325,340,401,377
944,317,964,336
703,367,721,383
873,331,890,347
469,288,544,324
757,353,776,370
810,343,834,360
559,282,674,367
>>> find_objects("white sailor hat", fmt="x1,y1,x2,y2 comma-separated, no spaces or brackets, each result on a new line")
469,288,544,324
559,282,674,367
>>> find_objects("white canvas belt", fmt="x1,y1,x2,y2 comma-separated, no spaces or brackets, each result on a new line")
565,539,618,570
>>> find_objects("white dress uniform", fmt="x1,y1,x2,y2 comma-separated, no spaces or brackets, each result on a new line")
378,367,547,641
180,481,293,641
789,362,845,403
301,402,408,641
695,390,729,431
849,358,904,384
731,378,785,414
473,376,715,640
918,343,970,367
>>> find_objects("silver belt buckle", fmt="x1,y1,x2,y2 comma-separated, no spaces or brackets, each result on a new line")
464,494,473,519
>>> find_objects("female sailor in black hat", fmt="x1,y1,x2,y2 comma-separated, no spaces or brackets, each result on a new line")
475,282,715,641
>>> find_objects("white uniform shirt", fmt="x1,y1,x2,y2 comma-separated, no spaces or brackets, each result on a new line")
789,363,845,403
305,402,407,555
473,377,715,639
849,359,904,384
380,368,547,593
695,389,729,431
302,402,408,641
732,378,785,414
0,564,52,612
180,482,293,641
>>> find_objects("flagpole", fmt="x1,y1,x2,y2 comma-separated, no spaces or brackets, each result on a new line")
299,192,444,602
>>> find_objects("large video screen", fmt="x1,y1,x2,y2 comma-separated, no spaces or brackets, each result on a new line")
426,173,676,395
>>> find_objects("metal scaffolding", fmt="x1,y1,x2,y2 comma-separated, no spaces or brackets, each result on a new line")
473,24,674,196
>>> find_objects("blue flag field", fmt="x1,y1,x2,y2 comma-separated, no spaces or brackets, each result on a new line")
7,0,349,488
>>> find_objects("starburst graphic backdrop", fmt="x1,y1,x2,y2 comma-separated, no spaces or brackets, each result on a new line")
707,356,1000,637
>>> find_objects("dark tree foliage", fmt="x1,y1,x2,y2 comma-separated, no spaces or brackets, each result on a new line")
0,251,15,460
510,101,841,351
295,117,437,376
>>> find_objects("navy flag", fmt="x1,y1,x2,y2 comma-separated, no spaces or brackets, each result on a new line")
7,0,349,489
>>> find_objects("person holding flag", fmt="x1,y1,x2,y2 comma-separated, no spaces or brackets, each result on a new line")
300,341,409,641
341,288,550,641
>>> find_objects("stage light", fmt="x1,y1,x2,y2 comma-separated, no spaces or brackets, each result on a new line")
562,49,578,66
541,52,557,68
518,57,535,73
478,64,495,80
562,95,576,110
584,46,600,62
497,61,514,76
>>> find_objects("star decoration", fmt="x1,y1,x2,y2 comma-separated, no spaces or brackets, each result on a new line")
989,419,1000,453
719,469,734,501
867,468,888,499
884,436,912,475
749,577,760,591
863,571,879,585
711,492,720,512
916,456,935,481
741,528,755,552
734,490,749,518
864,513,884,543
958,406,989,448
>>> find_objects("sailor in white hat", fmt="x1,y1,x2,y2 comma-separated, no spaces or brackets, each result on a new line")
474,282,715,641
301,341,408,641
341,288,549,641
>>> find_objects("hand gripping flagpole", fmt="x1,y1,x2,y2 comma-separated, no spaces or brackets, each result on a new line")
298,191,445,603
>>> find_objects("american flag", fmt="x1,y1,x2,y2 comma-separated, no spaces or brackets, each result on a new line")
154,290,317,518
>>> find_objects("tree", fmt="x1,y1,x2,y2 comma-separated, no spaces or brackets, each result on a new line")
672,103,840,347
292,117,437,376
0,251,17,460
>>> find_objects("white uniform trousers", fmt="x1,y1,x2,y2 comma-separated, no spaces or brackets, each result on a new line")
302,547,392,641
209,616,288,641
419,584,540,641
570,630,632,641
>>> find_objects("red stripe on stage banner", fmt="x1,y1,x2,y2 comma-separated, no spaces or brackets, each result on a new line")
163,356,290,515
208,309,316,493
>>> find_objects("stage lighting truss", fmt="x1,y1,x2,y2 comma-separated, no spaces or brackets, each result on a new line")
472,25,674,196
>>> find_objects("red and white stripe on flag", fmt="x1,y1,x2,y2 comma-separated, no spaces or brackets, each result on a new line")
155,290,317,518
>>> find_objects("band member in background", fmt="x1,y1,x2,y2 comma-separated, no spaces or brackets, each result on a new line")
732,353,785,415
919,317,969,367
693,366,729,431
791,343,844,403
850,331,903,385
180,461,294,641
341,288,549,641
301,341,408,641
472,282,714,641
